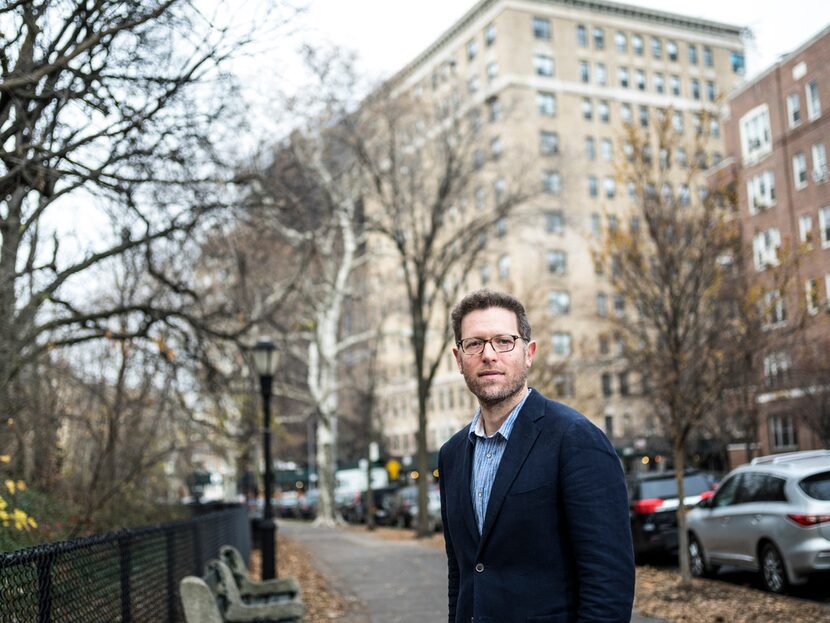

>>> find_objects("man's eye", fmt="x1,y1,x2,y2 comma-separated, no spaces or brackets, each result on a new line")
466,339,484,349
494,337,513,346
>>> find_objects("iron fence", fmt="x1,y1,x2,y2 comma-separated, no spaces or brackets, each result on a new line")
0,505,250,622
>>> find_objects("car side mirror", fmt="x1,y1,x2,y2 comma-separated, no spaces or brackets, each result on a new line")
698,496,713,509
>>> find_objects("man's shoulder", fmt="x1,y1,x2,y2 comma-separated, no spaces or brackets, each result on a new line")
526,390,609,445
439,424,471,458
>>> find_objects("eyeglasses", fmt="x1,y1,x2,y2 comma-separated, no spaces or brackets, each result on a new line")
456,334,525,356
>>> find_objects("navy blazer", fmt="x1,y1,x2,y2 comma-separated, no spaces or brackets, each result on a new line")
438,389,635,623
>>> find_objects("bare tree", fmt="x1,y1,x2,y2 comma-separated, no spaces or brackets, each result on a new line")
347,81,537,536
600,110,739,583
0,1,293,470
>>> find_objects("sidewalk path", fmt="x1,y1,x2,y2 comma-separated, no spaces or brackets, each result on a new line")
279,520,665,623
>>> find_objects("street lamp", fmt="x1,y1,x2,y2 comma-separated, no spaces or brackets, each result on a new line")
253,338,279,579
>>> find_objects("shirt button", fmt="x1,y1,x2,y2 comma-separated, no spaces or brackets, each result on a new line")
475,562,484,572
486,453,492,459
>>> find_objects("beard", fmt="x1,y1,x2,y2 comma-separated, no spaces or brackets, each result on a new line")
460,358,529,409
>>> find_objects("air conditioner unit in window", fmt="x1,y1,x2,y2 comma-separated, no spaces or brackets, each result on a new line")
748,138,762,150
812,166,829,183
753,195,769,210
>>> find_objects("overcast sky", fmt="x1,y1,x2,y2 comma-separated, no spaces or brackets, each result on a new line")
297,0,830,80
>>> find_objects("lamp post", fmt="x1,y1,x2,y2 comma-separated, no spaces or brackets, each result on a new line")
253,338,279,579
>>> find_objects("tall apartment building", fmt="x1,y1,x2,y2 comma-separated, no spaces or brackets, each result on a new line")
371,0,746,464
721,26,830,466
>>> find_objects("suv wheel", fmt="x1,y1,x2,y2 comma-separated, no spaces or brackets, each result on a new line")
688,535,717,578
760,543,789,594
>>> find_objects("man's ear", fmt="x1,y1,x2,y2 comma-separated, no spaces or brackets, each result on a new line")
525,340,537,366
452,346,463,372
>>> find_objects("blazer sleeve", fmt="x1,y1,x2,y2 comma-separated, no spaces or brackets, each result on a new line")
559,417,635,622
438,448,459,622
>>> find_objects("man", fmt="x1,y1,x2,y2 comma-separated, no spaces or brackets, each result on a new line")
439,290,634,623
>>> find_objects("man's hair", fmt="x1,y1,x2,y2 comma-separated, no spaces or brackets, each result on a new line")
451,290,532,343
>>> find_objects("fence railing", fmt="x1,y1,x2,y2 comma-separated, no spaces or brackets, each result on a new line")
0,505,251,622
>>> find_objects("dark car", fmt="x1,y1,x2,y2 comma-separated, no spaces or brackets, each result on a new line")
341,485,400,525
628,469,716,557
388,484,442,531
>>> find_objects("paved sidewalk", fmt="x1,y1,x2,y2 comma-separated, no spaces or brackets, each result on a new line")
279,520,665,623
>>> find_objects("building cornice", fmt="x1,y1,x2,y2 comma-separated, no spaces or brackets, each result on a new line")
389,0,746,89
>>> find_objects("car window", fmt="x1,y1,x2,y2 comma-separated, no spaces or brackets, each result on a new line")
639,473,711,499
738,473,787,503
799,471,830,501
712,474,742,508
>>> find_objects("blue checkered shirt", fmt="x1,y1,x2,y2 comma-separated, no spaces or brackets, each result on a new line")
468,389,532,533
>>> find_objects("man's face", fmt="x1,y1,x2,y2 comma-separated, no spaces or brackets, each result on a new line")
453,307,536,408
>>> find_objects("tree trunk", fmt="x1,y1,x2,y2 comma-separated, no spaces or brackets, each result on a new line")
674,440,691,585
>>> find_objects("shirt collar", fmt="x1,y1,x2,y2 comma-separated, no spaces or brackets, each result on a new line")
468,388,532,443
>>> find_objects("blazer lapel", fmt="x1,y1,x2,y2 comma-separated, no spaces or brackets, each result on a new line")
477,399,541,551
459,432,480,544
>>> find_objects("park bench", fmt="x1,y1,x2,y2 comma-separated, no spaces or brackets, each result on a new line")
180,558,304,623
219,545,301,604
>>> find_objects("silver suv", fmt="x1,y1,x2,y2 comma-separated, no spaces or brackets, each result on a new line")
686,449,830,593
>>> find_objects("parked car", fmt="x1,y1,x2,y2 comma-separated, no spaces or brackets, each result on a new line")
627,469,716,557
388,484,442,532
340,485,400,525
275,490,300,518
687,449,830,593
297,489,319,520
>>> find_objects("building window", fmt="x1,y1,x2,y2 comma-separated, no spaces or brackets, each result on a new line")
618,67,629,88
703,45,713,67
468,74,480,94
480,265,490,285
588,175,598,197
473,149,485,170
654,72,664,94
548,291,571,315
769,414,797,450
619,372,630,396
820,205,830,247
740,105,772,163
533,16,551,40
651,37,661,59
494,177,506,203
806,278,820,314
672,110,684,133
667,40,678,61
598,334,609,355
467,39,477,60
613,294,625,317
553,374,574,398
731,51,745,75
604,176,616,198
600,138,612,162
485,23,496,46
591,212,601,237
747,170,776,214
670,74,681,96
635,68,646,91
787,92,802,127
615,31,626,52
490,136,503,160
598,100,610,123
688,44,698,64
763,288,786,326
542,170,561,195
691,78,700,100
595,62,607,86
763,351,792,387
552,332,572,356
576,24,587,47
799,214,813,247
604,415,614,437
601,373,613,397
475,186,486,210
676,148,687,167
486,61,498,82
639,105,648,128
596,292,607,317
710,118,720,138
632,34,643,55
534,54,555,77
582,97,593,120
593,27,604,49
806,80,821,120
812,142,828,182
621,103,632,124
537,92,556,116
585,136,596,160
545,210,564,234
793,152,808,189
540,131,559,155
488,96,501,122
579,60,590,83
706,81,716,102
753,228,781,270
498,254,510,279
547,250,567,274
